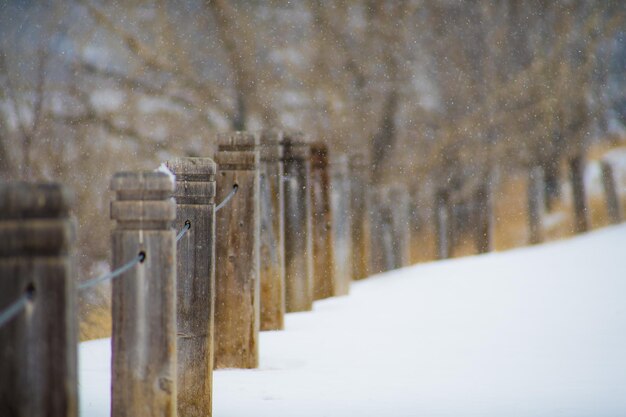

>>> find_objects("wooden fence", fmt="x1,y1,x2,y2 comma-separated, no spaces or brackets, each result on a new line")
0,130,623,417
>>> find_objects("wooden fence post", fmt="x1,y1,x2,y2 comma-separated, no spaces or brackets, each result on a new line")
110,171,177,417
350,153,370,280
569,154,589,233
600,160,622,224
214,132,260,369
528,166,545,244
258,129,286,331
435,189,452,260
0,182,77,417
166,158,216,417
389,185,411,268
310,142,336,300
281,133,314,312
473,181,493,254
329,154,352,296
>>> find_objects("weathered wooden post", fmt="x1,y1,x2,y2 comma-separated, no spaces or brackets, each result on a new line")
528,166,545,244
214,132,260,368
281,133,314,312
389,184,411,268
258,129,286,331
435,189,452,260
110,171,177,417
568,154,589,233
600,160,622,225
310,142,336,299
473,181,493,254
0,183,77,417
166,158,216,417
350,153,370,280
329,154,352,296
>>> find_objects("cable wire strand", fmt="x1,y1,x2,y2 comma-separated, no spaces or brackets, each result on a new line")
78,252,145,291
176,220,191,242
216,184,239,212
0,293,29,329
79,220,189,292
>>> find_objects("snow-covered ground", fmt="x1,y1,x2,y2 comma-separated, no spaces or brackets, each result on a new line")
80,224,626,416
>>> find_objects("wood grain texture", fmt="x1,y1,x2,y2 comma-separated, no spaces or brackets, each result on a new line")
281,133,314,312
166,158,216,417
214,132,260,369
329,155,352,296
110,172,177,417
0,182,78,417
258,130,286,331
310,143,336,299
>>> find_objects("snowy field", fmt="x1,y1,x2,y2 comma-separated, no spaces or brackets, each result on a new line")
80,224,626,417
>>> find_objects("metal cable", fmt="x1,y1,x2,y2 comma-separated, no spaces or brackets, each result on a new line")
176,220,191,242
79,221,190,291
78,252,145,291
0,293,29,329
216,184,239,212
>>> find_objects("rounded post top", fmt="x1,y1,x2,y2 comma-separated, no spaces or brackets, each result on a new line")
110,172,176,224
257,129,284,162
216,131,260,171
166,158,216,203
0,182,73,219
217,131,259,151
280,130,306,147
165,158,216,182
0,182,75,256
281,131,310,161
111,172,175,197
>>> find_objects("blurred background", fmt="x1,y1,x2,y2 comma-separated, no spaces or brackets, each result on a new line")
1,0,625,339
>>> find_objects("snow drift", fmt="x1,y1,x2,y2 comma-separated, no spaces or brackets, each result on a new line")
80,224,626,416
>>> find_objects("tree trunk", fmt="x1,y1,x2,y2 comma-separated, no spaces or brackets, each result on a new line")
527,166,545,244
542,154,561,212
600,160,622,224
569,154,589,233
370,89,398,181
474,182,492,254
435,189,452,260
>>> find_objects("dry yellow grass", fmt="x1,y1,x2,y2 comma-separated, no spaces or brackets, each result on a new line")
409,142,623,264
493,174,529,252
410,231,438,263
79,302,112,342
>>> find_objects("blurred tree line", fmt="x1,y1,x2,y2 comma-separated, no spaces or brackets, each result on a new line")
0,0,625,286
